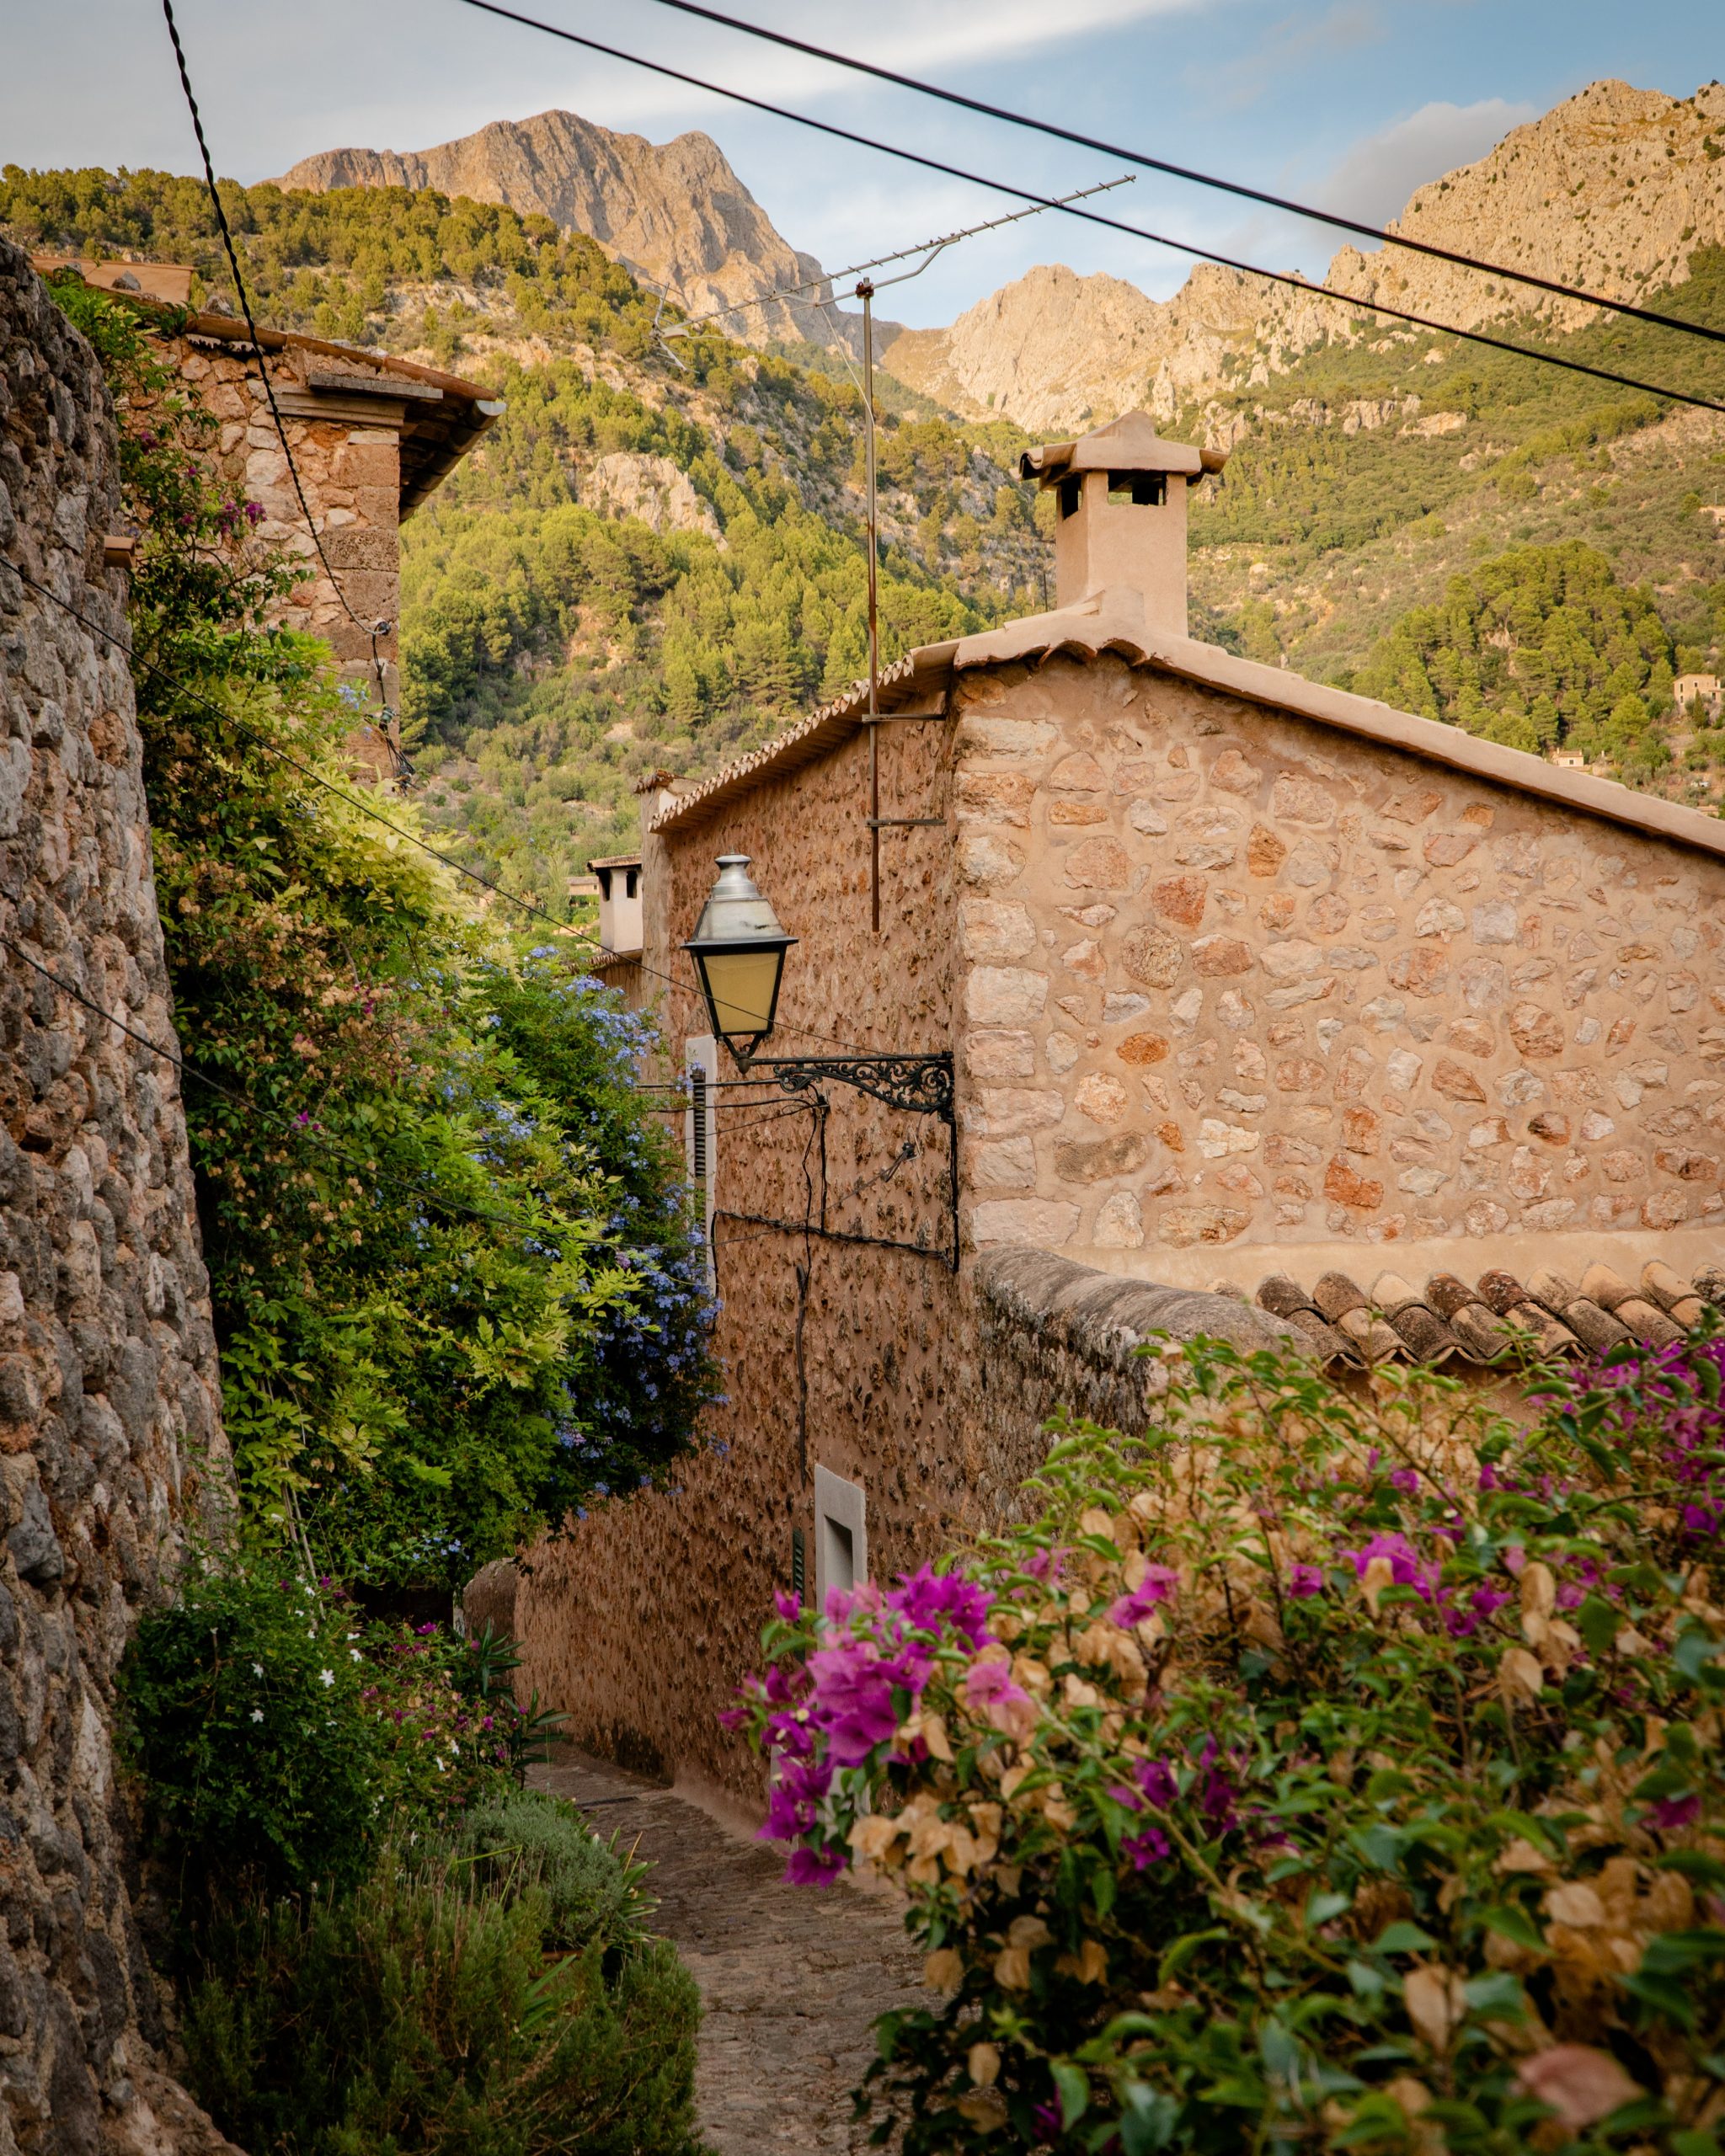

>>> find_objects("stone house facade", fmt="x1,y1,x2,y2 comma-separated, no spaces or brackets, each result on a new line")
513,410,1725,1806
40,263,501,776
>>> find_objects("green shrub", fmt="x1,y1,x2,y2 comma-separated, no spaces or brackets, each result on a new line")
120,1570,515,1907
180,1845,703,2156
742,1326,1725,2152
460,1788,653,1952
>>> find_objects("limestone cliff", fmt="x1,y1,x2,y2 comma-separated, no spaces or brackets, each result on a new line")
882,77,1725,431
0,238,238,2154
273,108,853,350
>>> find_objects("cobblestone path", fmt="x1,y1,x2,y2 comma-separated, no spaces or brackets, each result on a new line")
534,1752,924,2153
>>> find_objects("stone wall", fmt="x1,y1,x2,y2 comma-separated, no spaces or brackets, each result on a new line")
165,336,402,773
950,653,1725,1288
0,240,237,2154
514,715,977,1801
971,1246,1291,1497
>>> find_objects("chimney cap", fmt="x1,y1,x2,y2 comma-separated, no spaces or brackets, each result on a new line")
1019,409,1226,485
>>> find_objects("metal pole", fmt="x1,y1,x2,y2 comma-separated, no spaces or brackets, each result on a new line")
859,277,880,936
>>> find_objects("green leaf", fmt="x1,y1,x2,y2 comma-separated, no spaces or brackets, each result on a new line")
1158,1928,1229,1984
1577,1593,1623,1658
1478,1904,1549,1955
1051,2060,1090,2131
1461,1970,1526,2022
1306,1889,1351,1929
1372,1920,1438,1956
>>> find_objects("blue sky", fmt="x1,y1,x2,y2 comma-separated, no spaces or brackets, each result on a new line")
4,0,1721,326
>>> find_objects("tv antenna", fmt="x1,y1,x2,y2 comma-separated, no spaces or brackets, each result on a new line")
663,173,1137,933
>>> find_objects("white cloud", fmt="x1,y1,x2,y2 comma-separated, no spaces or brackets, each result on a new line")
1316,96,1535,229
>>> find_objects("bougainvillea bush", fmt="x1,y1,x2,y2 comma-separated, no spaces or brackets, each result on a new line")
740,1328,1725,2153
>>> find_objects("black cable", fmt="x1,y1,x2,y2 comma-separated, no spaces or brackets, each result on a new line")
0,926,559,1238
633,0,1725,353
451,0,1725,419
160,0,392,710
8,563,885,1061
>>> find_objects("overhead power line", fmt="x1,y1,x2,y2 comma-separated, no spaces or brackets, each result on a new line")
159,0,393,709
0,926,563,1238
635,0,1725,354
8,564,889,1061
660,174,1136,336
448,0,1725,419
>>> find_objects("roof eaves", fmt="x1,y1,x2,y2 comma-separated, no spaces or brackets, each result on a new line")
649,642,959,833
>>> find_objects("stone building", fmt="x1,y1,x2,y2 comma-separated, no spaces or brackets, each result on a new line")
513,409,1725,1806
1,239,240,2153
36,259,501,776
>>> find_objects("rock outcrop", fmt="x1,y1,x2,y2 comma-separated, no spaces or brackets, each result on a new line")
274,108,853,350
883,77,1725,430
0,237,238,2153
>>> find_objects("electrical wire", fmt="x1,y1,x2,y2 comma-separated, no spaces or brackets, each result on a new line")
0,926,562,1238
160,0,393,712
450,0,1725,418
7,562,890,1062
632,0,1725,353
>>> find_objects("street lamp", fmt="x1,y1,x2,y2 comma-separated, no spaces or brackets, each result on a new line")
682,855,797,1061
682,854,956,1123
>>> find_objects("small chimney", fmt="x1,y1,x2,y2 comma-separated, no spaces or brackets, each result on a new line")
1021,411,1226,635
589,854,644,953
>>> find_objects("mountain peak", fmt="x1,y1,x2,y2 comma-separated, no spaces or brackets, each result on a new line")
272,106,837,346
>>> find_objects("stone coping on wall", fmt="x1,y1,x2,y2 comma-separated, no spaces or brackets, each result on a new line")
650,590,1725,865
1061,1225,1725,1300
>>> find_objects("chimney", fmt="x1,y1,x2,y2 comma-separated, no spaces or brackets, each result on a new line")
1020,411,1227,635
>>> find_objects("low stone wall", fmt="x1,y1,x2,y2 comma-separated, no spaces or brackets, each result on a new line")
970,1248,1293,1502
0,239,237,2154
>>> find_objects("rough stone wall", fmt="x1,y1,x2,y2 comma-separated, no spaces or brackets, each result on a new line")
971,1246,1292,1500
167,338,402,769
951,653,1725,1289
514,717,975,1801
0,242,237,2154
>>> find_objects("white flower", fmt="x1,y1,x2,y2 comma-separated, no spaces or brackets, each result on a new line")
252,1663,264,1678
350,1649,362,1662
250,1709,264,1723
318,1668,334,1688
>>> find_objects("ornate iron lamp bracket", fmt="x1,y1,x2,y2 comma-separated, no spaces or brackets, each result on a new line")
736,1050,954,1122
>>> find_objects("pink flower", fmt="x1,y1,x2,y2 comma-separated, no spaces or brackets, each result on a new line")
1288,1564,1324,1599
1109,1566,1179,1628
884,1564,994,1646
772,1588,801,1622
963,1653,1038,1743
782,1843,846,1886
1123,1826,1171,1870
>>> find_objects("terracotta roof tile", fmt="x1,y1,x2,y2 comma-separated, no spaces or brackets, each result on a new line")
1250,1257,1721,1370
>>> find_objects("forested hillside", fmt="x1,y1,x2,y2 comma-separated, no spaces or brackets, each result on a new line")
7,161,1723,908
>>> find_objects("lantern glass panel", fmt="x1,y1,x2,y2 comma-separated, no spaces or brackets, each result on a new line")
697,944,783,1042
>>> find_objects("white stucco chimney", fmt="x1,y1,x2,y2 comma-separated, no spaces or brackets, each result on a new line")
1020,411,1227,635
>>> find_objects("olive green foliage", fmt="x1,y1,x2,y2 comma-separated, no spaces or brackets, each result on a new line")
403,354,997,894
48,280,715,1588
1351,541,1677,770
0,166,661,355
1184,251,1725,792
179,1814,702,2156
459,1788,655,1953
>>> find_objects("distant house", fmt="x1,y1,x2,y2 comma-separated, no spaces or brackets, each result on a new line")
510,408,1725,1803
1677,673,1723,723
38,257,502,778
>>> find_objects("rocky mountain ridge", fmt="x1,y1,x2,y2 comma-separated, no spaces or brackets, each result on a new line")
879,77,1725,432
273,107,867,350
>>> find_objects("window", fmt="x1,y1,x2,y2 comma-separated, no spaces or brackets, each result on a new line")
813,1465,867,1610
1058,473,1082,520
685,1034,717,1287
1107,471,1167,507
